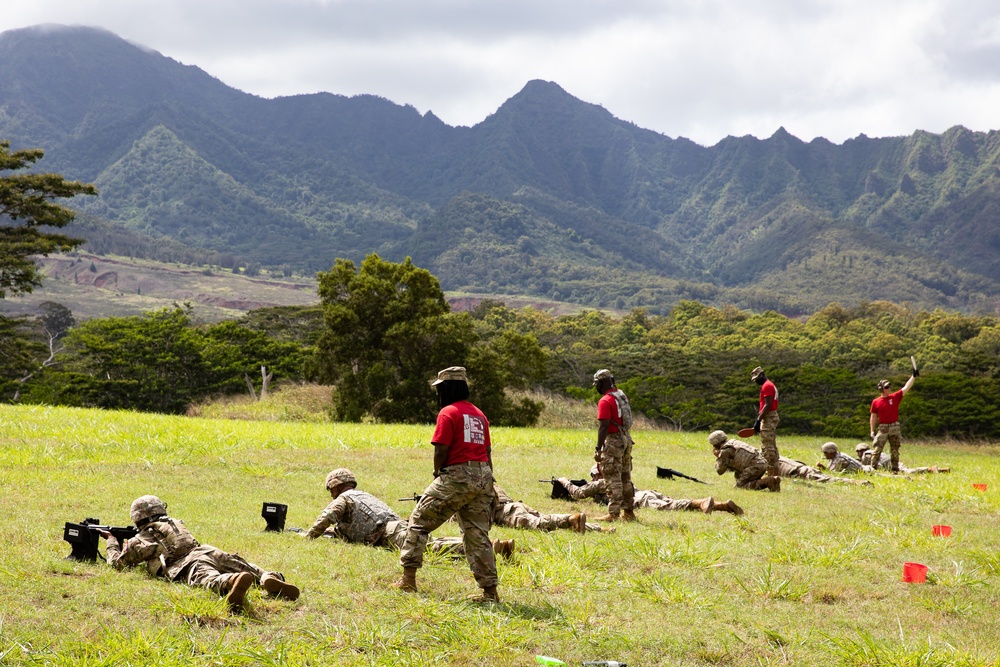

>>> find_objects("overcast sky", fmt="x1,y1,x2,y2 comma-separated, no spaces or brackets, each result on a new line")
4,0,1000,147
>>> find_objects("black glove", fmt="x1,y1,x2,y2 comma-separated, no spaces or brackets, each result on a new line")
753,418,761,434
912,367,919,377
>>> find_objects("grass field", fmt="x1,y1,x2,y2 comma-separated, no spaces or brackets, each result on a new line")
2,402,999,666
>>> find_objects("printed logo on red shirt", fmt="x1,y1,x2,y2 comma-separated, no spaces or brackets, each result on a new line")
464,414,486,445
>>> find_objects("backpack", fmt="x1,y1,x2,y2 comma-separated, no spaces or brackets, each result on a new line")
609,388,633,431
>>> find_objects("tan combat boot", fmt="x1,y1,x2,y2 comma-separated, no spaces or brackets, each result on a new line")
225,572,256,612
597,513,620,522
261,572,300,601
467,585,500,603
393,566,418,592
693,497,714,514
715,499,744,515
568,512,588,533
764,475,781,492
491,538,515,559
623,509,637,522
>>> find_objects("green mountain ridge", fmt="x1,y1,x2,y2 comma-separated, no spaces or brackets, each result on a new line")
0,24,997,315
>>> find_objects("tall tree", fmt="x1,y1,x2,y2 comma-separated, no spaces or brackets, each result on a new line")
313,254,473,423
0,141,97,298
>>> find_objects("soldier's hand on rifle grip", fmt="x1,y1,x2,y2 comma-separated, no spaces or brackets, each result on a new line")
94,528,111,539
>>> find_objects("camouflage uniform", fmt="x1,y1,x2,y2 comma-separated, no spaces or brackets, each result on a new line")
307,488,469,555
560,479,702,512
861,450,938,475
399,462,497,589
826,452,866,473
759,410,780,474
491,484,592,531
600,430,635,515
714,438,771,489
778,456,870,486
871,422,903,472
107,516,273,595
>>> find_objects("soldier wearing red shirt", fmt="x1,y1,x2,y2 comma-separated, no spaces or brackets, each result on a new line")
394,366,499,602
869,373,916,473
593,368,635,521
750,366,781,477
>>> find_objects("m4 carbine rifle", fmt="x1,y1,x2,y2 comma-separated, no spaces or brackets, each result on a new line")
63,517,138,562
398,493,423,502
656,466,709,484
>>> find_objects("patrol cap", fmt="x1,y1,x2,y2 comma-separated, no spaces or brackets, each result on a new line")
708,430,728,446
750,366,765,381
431,366,467,386
821,442,839,455
325,468,357,490
592,368,614,386
877,379,891,390
855,443,870,454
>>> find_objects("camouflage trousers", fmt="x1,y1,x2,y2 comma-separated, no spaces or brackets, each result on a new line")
760,411,780,473
632,489,694,511
735,462,769,489
176,545,267,595
399,463,498,588
778,460,869,486
871,422,902,472
383,519,467,556
496,502,574,531
599,431,634,515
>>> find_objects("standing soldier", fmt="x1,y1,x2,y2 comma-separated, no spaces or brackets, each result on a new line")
750,367,781,477
592,369,635,522
869,374,916,474
395,367,499,602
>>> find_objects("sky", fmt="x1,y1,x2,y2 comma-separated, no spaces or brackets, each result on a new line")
4,0,1000,147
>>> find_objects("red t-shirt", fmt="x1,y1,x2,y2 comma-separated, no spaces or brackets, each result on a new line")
431,400,491,467
759,379,779,412
597,392,621,433
870,389,904,424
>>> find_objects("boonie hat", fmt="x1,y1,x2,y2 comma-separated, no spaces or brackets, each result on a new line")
431,366,467,386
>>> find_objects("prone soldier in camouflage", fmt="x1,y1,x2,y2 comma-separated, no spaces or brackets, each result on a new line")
592,369,635,521
303,468,514,558
777,455,872,486
854,443,949,474
103,495,300,612
491,483,594,532
710,430,781,491
396,367,499,602
558,466,744,515
817,442,869,473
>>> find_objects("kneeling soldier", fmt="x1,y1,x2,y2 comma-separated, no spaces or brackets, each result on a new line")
710,430,781,491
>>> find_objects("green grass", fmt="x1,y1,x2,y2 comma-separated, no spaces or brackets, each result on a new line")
2,403,1000,666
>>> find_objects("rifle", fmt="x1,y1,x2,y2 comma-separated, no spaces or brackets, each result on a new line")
538,477,588,501
656,466,709,484
398,493,423,502
63,517,138,562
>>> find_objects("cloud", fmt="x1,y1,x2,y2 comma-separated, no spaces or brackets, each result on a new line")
2,0,1000,145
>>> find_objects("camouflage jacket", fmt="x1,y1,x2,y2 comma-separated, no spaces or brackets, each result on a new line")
715,440,766,475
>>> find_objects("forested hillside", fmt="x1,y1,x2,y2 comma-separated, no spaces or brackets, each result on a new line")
1,25,998,315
